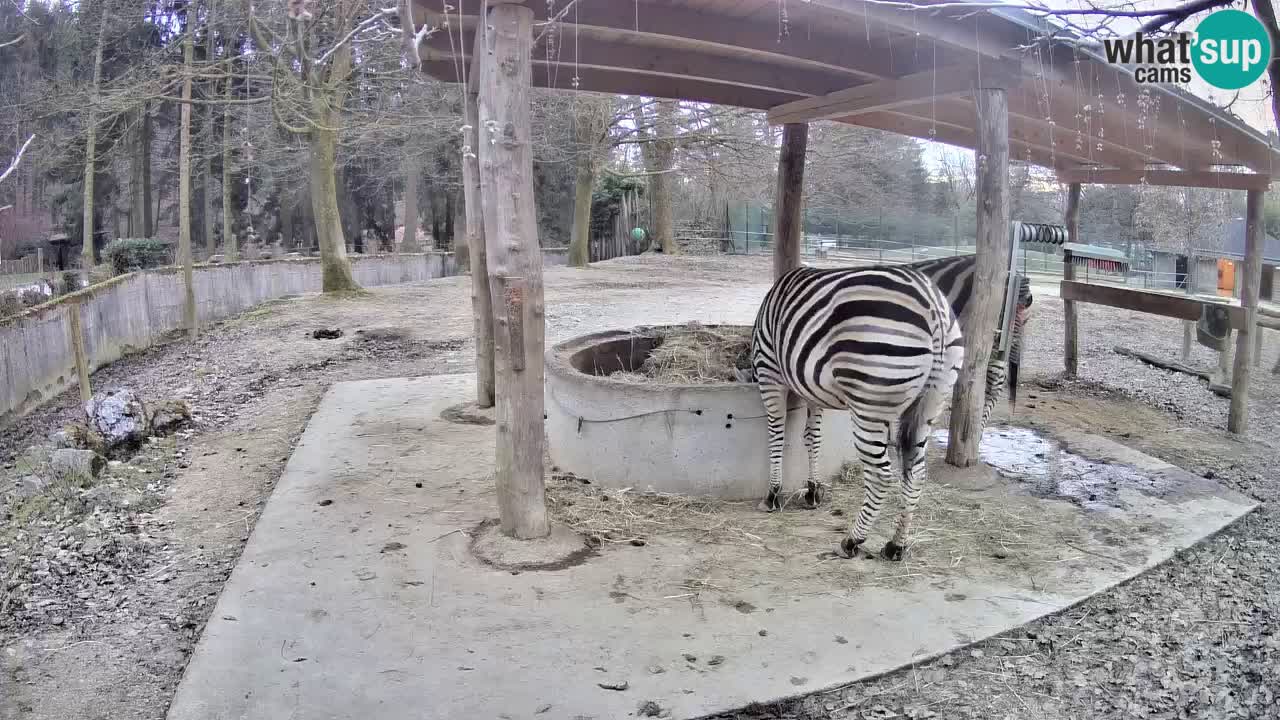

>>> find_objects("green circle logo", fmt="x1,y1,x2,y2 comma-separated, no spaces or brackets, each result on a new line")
1192,9,1272,90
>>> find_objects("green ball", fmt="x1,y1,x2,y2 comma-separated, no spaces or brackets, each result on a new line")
631,227,646,243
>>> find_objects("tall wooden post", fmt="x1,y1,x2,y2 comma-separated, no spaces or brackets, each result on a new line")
1063,183,1081,377
67,302,91,404
945,87,1010,468
772,123,808,279
463,21,495,409
477,1,549,539
1228,189,1265,434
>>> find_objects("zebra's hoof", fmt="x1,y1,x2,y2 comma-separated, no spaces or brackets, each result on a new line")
757,491,781,513
837,537,862,559
880,541,905,562
804,483,824,508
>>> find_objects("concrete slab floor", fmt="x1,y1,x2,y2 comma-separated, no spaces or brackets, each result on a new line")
166,374,1258,720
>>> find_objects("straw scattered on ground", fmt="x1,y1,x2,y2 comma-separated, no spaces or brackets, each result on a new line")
606,322,753,384
545,460,1121,594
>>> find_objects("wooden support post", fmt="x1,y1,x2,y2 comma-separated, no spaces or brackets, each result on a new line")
463,21,495,409
1063,183,1081,377
37,247,44,275
1255,329,1264,366
1228,189,1265,434
67,302,91,404
477,1,549,540
772,122,807,280
946,87,1010,468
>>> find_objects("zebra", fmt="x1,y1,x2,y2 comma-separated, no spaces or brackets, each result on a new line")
904,254,1033,429
742,264,965,561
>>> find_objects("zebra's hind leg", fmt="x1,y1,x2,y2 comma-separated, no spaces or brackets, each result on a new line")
883,403,932,562
758,381,789,513
803,405,824,508
838,418,893,559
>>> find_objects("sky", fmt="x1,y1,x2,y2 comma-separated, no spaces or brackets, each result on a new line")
916,0,1277,173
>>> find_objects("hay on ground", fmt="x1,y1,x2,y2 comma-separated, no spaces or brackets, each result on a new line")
545,463,1126,593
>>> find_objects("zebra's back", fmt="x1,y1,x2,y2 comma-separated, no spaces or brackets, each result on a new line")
751,265,961,415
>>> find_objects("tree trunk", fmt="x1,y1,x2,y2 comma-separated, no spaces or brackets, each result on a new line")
81,6,109,278
310,124,360,292
222,75,237,260
401,154,419,252
203,0,217,259
430,192,442,249
142,105,153,238
179,17,198,339
444,192,454,249
477,1,548,539
280,194,294,252
568,156,596,267
946,88,1010,468
130,109,146,237
652,100,678,254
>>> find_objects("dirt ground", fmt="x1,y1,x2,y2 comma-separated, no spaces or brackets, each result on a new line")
2,253,1278,720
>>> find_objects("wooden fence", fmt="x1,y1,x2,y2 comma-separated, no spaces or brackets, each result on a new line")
0,250,42,276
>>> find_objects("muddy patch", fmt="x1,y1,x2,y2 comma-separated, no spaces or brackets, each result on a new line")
932,425,1169,510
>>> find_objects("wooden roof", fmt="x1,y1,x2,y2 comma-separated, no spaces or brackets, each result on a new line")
413,0,1280,178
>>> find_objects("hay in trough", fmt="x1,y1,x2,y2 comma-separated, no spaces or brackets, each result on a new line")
606,322,753,384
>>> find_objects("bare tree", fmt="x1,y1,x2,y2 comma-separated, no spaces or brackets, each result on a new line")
179,4,198,338
81,2,111,278
0,134,33,186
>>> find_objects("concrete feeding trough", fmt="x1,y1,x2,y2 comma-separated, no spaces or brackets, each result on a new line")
544,325,857,499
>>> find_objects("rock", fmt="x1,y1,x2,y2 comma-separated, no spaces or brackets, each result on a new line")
84,389,150,457
50,449,106,483
208,254,225,264
15,475,47,498
312,328,343,340
149,399,192,435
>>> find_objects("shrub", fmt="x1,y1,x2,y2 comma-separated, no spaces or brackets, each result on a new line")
0,286,51,319
102,238,171,275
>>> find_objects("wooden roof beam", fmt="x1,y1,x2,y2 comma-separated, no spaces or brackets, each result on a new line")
766,61,1018,125
414,1,915,82
421,58,804,110
423,22,864,100
845,110,1087,171
1056,168,1273,191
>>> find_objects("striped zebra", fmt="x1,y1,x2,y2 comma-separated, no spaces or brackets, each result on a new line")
905,254,1034,427
743,264,965,561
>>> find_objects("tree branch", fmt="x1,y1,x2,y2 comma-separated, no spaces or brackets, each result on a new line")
0,32,24,50
0,134,34,185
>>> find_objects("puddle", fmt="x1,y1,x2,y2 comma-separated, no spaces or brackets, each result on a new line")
932,426,1165,510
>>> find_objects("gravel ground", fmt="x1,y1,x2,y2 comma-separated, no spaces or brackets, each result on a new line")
2,253,1277,720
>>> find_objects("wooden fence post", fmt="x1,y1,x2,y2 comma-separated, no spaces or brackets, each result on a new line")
946,86,1010,467
67,302,92,404
1228,188,1265,434
1063,183,1081,377
477,1,549,540
463,19,495,409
